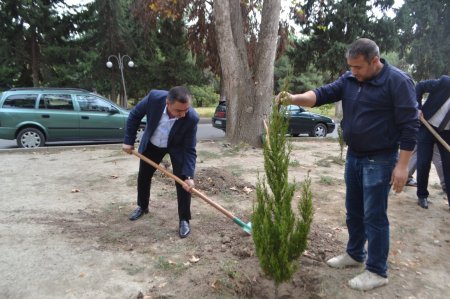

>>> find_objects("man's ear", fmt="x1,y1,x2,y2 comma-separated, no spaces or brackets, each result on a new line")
371,55,380,65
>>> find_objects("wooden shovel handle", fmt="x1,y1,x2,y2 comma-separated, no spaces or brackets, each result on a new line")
131,150,236,219
420,116,450,152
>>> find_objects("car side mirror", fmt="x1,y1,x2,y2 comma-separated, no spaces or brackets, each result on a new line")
109,107,119,114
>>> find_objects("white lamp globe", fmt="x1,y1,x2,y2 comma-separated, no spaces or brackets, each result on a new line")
106,61,113,68
128,61,134,68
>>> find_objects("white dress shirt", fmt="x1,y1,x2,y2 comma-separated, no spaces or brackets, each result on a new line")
428,97,450,130
150,106,177,148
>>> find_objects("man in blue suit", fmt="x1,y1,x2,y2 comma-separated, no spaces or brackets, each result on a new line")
416,75,450,210
122,86,199,238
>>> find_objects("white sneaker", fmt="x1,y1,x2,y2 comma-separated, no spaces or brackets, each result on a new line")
348,270,388,291
326,253,363,268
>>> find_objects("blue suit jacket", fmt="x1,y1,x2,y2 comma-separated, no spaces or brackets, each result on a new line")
123,90,199,178
417,75,450,120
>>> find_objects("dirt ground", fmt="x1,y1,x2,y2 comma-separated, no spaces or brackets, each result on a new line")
0,139,449,299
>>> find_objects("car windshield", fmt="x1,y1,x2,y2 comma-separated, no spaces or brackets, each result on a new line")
282,105,306,116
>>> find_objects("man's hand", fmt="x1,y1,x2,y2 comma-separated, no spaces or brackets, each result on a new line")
183,178,195,193
122,143,134,154
390,164,408,193
275,91,292,106
391,149,413,193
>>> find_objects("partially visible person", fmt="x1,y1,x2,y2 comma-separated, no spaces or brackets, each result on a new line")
406,144,446,195
415,75,450,210
277,38,418,291
122,86,199,238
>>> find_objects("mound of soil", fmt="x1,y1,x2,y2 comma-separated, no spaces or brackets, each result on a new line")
155,166,255,195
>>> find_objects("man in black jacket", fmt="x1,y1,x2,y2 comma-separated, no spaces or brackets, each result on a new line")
415,75,450,209
278,38,418,291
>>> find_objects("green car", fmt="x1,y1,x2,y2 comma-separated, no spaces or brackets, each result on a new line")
0,88,145,148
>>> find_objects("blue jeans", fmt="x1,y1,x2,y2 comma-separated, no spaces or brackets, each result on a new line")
345,150,397,278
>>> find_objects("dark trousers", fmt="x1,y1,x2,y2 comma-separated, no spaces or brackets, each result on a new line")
416,125,450,206
137,142,191,221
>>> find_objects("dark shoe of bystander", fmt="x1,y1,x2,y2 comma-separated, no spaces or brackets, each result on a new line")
129,207,149,221
417,197,428,209
179,220,190,238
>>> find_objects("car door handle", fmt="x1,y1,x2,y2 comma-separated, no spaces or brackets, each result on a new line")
41,114,50,118
81,116,89,119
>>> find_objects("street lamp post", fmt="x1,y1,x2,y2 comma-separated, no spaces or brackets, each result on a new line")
106,53,134,108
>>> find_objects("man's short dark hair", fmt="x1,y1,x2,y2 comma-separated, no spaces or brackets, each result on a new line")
167,86,192,104
346,38,380,63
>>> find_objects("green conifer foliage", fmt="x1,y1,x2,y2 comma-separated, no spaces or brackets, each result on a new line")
252,97,314,288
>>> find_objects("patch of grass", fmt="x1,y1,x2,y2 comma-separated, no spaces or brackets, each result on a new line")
126,173,138,187
123,265,146,276
220,260,240,279
99,231,126,244
195,106,215,117
319,175,334,185
224,164,244,177
291,144,311,151
221,142,251,157
316,155,345,167
198,150,221,160
393,225,418,241
290,181,304,191
289,159,300,167
155,256,187,275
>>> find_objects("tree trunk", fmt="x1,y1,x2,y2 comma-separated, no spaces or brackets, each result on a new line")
110,74,117,105
214,0,281,147
335,101,343,119
31,30,40,87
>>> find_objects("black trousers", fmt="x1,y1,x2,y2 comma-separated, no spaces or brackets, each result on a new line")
137,142,191,221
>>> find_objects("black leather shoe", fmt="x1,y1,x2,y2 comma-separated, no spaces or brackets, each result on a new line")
418,197,428,209
129,207,149,221
179,220,190,238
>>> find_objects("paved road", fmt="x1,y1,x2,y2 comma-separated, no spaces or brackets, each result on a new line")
0,120,225,149
0,119,339,150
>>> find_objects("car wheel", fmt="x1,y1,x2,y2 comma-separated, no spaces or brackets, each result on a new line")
310,123,327,137
291,133,300,137
135,126,145,144
17,127,45,148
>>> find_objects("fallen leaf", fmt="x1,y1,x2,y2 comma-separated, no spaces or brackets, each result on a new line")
230,187,238,191
168,260,176,265
211,279,220,289
79,272,85,277
243,186,253,194
110,175,119,179
71,189,80,193
158,282,167,288
189,255,200,263
183,262,191,266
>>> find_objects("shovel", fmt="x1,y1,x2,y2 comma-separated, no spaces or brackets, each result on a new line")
420,115,450,152
131,150,252,235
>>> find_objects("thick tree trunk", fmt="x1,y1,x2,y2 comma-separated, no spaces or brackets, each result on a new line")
214,0,281,147
31,30,40,87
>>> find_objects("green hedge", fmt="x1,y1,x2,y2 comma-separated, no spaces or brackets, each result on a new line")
188,85,219,107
